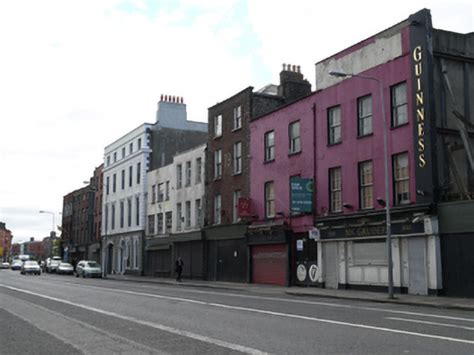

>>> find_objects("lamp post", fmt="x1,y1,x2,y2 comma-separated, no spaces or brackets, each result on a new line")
39,210,55,234
329,71,394,299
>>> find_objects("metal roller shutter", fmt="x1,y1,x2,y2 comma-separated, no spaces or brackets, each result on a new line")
252,244,287,286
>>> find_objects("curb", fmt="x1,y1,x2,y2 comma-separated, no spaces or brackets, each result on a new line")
285,291,474,312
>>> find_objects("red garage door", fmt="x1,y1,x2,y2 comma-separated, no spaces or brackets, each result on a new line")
252,244,287,286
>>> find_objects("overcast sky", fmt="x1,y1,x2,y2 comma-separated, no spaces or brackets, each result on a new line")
0,0,472,243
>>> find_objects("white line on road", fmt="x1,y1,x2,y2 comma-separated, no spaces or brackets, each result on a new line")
2,283,474,347
0,284,267,355
386,317,474,331
34,275,474,324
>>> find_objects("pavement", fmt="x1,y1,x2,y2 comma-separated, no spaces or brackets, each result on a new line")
103,274,474,312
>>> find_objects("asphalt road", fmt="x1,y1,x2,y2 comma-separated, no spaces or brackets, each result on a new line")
1,269,473,354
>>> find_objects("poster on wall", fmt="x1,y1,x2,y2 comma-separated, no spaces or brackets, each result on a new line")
290,178,314,213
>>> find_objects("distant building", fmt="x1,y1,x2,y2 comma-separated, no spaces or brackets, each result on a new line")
145,144,206,279
102,96,207,276
0,222,13,261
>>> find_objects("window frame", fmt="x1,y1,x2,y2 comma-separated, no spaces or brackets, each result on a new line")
214,149,222,179
265,181,275,218
233,141,242,174
328,106,342,145
329,167,342,213
185,161,191,187
393,152,410,205
214,194,221,225
233,105,242,130
358,160,374,210
233,189,241,223
264,130,275,162
289,120,301,154
214,114,222,137
391,82,408,127
176,164,183,189
357,94,373,137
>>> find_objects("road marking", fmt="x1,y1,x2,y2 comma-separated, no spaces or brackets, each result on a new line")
61,280,474,323
8,274,474,324
387,317,474,331
2,283,474,346
0,284,266,355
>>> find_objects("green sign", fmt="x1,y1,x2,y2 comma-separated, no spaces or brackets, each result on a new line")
291,178,313,213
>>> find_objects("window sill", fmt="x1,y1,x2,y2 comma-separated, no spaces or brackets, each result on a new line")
391,122,409,130
213,177,222,181
232,127,242,133
213,135,223,140
264,158,275,164
288,150,302,157
232,171,242,176
327,141,342,147
357,133,373,139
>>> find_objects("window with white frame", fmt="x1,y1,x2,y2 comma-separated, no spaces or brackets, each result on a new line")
289,120,301,154
185,201,191,228
122,147,126,159
265,181,275,218
165,211,172,233
214,194,221,224
391,82,408,127
165,181,170,200
393,152,410,204
176,203,182,230
233,105,242,130
185,161,191,187
359,160,373,209
138,138,142,150
233,142,242,174
195,158,202,184
111,203,116,230
214,114,222,137
157,213,164,234
135,197,140,226
113,152,117,162
121,169,125,190
214,150,222,179
107,156,110,167
137,162,141,184
328,106,341,144
129,142,133,155
152,184,156,204
329,167,342,212
120,201,124,228
177,164,182,189
113,173,116,193
264,131,275,161
358,95,373,136
195,199,202,226
129,166,133,187
233,190,241,223
148,214,155,234
127,199,132,227
157,183,164,202
106,176,110,195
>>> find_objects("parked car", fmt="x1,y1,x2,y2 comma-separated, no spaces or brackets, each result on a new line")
57,262,74,275
1,262,10,269
21,260,41,275
11,259,23,270
75,260,102,278
46,256,62,273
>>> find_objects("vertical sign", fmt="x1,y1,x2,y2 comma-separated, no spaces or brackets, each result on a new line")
291,178,314,213
409,9,436,204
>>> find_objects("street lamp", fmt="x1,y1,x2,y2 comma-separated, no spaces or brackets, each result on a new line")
329,71,394,299
39,210,55,234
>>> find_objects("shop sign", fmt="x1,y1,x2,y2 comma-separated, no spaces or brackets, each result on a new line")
291,178,313,213
296,239,304,251
296,264,307,282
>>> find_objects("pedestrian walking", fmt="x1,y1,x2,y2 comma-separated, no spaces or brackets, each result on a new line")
175,257,184,282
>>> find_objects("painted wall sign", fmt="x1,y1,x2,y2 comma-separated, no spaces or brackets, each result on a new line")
290,178,314,213
413,45,426,168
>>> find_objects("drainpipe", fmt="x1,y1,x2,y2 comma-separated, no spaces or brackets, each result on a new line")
312,103,317,221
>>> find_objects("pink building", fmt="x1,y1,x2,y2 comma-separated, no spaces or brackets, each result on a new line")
249,9,448,295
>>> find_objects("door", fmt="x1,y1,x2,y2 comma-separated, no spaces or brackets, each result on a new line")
252,244,287,286
216,239,248,283
323,242,338,289
408,237,428,295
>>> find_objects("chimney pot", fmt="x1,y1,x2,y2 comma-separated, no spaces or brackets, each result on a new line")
297,65,301,73
282,63,286,70
160,94,163,101
292,65,296,72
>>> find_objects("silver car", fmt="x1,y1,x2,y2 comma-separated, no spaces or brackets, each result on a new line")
21,261,41,275
57,262,74,275
75,260,102,278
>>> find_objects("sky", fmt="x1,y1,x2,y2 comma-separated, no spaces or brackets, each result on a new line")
0,0,472,243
